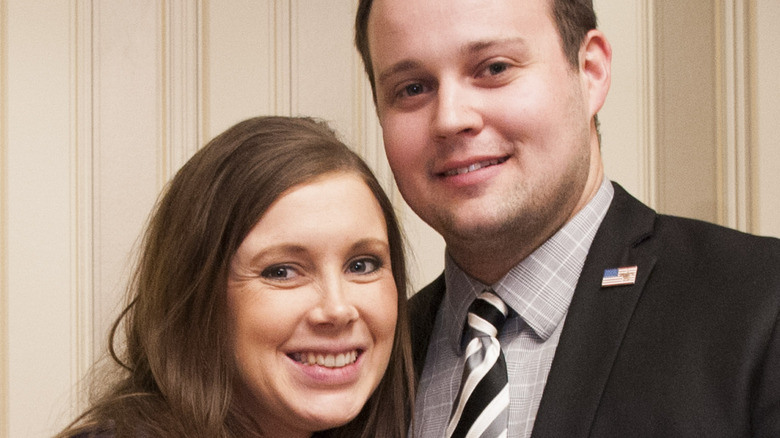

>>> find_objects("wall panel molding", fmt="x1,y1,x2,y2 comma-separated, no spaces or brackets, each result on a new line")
0,0,9,433
163,0,201,178
639,0,657,208
716,0,752,232
274,0,291,116
70,0,95,417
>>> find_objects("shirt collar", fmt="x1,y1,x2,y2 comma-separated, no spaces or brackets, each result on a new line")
442,178,614,352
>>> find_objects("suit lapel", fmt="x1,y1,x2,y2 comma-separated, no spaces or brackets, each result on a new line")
532,183,659,437
409,274,446,380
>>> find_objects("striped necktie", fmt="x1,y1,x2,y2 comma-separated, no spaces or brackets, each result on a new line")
447,290,509,438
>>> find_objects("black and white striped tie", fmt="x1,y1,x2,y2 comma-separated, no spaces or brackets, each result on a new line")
447,290,509,438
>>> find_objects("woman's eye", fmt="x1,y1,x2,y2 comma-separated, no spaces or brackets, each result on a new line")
261,265,298,280
347,258,381,275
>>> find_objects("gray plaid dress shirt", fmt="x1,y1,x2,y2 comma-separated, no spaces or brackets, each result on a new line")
412,178,614,438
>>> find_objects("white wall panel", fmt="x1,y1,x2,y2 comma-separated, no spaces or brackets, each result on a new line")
91,0,167,361
290,0,359,140
4,1,77,435
203,0,280,138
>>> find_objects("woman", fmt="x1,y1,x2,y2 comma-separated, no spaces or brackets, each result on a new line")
57,116,414,437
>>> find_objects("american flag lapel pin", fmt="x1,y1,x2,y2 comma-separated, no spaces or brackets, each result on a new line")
601,266,638,288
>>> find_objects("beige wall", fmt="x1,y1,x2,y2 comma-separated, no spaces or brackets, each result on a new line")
753,0,780,237
1,0,777,436
655,1,720,223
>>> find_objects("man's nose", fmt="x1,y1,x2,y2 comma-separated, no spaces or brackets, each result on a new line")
431,79,484,140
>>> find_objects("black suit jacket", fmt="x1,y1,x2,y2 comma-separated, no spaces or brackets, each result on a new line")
409,182,780,437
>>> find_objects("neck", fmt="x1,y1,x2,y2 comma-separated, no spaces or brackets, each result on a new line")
449,149,605,285
445,220,550,285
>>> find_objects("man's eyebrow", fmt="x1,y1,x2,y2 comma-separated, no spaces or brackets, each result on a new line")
464,37,528,55
376,38,529,87
377,59,422,87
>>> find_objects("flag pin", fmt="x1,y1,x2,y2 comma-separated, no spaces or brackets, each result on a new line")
601,266,638,288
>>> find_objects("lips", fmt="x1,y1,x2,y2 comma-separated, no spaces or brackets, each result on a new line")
441,156,508,177
289,350,361,368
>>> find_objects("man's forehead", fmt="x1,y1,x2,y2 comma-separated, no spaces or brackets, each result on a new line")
366,0,555,37
367,0,553,20
366,0,553,54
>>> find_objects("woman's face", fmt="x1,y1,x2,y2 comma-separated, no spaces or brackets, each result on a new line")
227,172,398,438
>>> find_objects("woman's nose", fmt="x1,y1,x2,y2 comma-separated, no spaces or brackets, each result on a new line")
308,280,359,328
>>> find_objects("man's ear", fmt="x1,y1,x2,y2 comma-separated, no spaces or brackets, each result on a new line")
580,29,612,117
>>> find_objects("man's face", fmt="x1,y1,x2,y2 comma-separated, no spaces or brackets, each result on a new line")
367,0,608,279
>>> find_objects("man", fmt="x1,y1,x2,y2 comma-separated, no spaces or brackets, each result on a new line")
355,0,780,437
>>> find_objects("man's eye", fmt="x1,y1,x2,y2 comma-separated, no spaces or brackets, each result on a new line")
347,258,381,274
403,83,425,97
261,265,298,280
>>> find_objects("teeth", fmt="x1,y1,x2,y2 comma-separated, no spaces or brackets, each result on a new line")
444,157,507,177
293,351,359,368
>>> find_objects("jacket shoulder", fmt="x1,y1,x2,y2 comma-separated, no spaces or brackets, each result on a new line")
654,213,780,274
408,274,446,378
